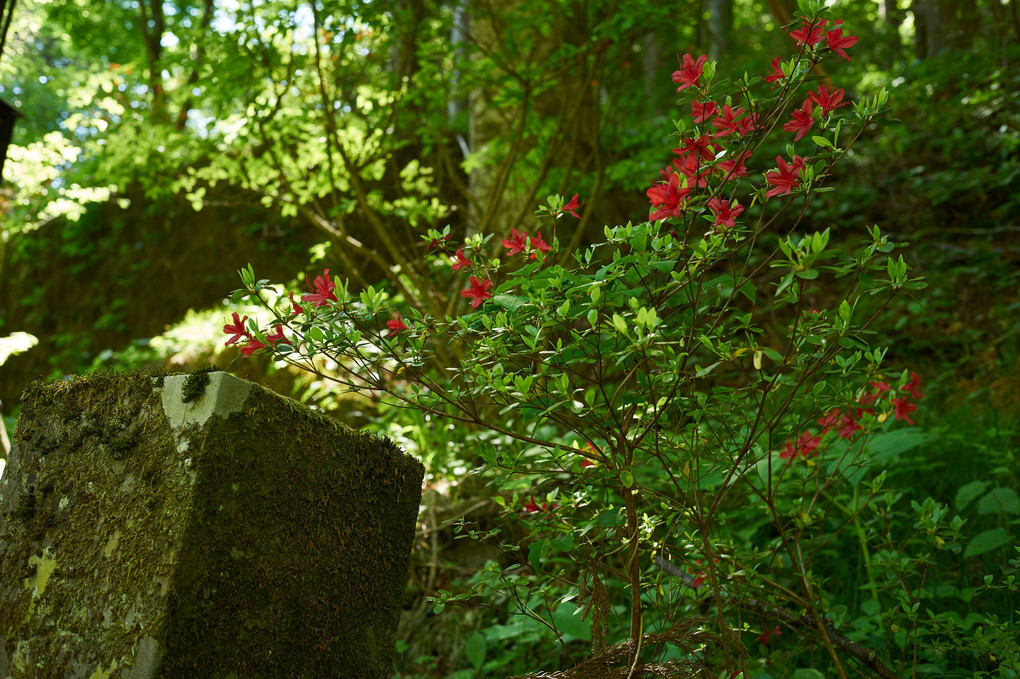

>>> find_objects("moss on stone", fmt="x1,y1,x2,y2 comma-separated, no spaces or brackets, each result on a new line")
0,370,424,678
179,368,213,404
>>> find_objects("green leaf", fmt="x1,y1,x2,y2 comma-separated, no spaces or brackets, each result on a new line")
612,313,628,334
695,361,721,378
529,539,549,573
811,135,834,149
551,535,575,552
631,230,648,253
977,487,1020,515
964,528,1012,558
551,602,591,641
955,480,990,511
620,470,635,488
463,631,486,670
596,507,626,527
494,294,528,311
795,268,819,280
868,428,937,464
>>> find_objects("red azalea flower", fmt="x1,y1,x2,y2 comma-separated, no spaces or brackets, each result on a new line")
859,380,891,406
892,396,918,425
903,372,924,401
387,313,408,337
451,248,472,271
239,325,288,357
265,325,289,346
691,100,719,123
672,153,711,188
757,625,783,646
223,312,250,346
672,53,708,92
783,98,815,142
560,193,583,219
818,408,841,431
529,232,551,259
765,56,787,84
737,112,761,136
426,234,450,252
780,431,822,460
522,496,558,514
289,292,304,315
460,276,493,308
712,104,747,137
301,268,338,308
718,150,751,181
689,560,708,589
240,337,266,357
789,18,827,47
647,173,691,222
825,21,859,61
736,112,761,136
502,228,529,256
837,411,863,439
707,198,744,230
765,155,806,198
808,84,849,115
673,134,719,162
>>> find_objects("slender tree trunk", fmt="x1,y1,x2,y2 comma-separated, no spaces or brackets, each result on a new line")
138,0,167,123
176,0,215,131
0,401,9,459
879,0,903,66
706,0,733,60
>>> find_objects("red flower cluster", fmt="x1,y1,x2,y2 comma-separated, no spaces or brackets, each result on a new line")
301,268,338,308
672,53,708,92
460,276,493,308
765,56,786,84
857,372,923,423
783,98,814,141
786,18,858,61
757,625,783,646
788,18,828,47
765,155,806,198
779,430,822,460
501,228,552,259
522,496,558,514
222,312,290,357
647,173,691,222
707,198,744,230
688,557,722,589
650,21,857,223
387,313,408,337
778,371,925,462
451,248,472,271
558,193,583,219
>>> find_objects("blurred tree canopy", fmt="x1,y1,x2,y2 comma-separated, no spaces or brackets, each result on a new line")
0,0,1017,403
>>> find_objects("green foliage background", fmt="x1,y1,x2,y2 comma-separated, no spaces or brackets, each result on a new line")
0,0,1018,676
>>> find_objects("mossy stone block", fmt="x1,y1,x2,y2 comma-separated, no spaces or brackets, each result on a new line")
0,371,424,678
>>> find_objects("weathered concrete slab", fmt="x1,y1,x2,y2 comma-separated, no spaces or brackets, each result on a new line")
0,371,424,678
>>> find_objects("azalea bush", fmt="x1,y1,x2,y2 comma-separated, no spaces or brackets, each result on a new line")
221,5,1017,677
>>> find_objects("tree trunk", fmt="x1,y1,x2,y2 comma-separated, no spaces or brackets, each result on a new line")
138,0,167,123
706,0,733,60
